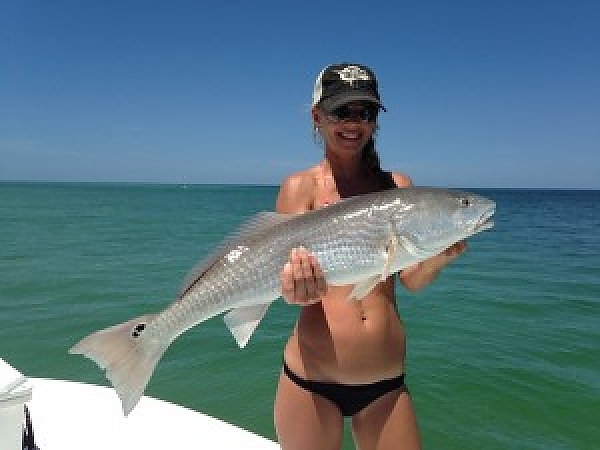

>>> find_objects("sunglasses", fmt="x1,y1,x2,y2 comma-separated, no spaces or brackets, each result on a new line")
326,104,379,123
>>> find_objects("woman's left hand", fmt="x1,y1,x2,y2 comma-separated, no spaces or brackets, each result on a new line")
400,240,468,291
439,240,468,263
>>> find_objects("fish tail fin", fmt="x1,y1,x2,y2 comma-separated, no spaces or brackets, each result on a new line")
69,313,168,416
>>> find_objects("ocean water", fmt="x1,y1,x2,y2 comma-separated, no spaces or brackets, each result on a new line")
0,183,598,449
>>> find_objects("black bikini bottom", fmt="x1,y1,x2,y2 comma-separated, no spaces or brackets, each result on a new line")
283,361,406,417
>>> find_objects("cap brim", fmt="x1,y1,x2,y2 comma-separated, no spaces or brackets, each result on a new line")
320,93,386,112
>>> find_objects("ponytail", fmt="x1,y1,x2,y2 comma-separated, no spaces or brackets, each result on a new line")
362,136,396,189
361,137,382,174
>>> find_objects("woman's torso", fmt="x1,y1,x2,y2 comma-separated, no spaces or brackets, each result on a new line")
282,163,408,384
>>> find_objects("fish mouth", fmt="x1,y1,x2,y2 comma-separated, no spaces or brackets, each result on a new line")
472,208,495,232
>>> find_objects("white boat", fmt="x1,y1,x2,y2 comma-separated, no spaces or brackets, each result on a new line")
1,358,280,450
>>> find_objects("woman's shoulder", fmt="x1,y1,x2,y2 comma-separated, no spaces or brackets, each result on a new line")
276,165,321,213
388,171,413,188
377,170,413,189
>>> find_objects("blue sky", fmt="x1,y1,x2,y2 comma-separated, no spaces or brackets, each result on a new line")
1,1,598,188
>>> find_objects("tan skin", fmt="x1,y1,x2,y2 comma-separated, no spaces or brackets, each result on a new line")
274,102,467,450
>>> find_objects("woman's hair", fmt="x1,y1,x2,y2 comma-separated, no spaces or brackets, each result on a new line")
362,136,395,189
361,136,382,174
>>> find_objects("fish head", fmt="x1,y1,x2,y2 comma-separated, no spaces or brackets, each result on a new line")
390,188,495,257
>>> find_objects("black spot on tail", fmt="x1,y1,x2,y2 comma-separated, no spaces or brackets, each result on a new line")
131,323,146,338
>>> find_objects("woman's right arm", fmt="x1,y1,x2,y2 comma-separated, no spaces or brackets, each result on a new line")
276,174,327,305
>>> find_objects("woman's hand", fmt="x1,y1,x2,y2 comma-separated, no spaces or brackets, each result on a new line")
400,240,468,291
438,240,467,262
281,247,327,305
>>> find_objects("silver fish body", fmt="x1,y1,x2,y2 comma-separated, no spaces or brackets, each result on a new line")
70,187,495,415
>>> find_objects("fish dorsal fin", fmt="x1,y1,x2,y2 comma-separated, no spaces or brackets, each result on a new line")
228,211,293,241
177,212,292,299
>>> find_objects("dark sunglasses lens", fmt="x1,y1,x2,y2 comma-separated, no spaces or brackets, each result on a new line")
332,105,378,122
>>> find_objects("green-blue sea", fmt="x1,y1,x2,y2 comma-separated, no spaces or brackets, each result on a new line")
1,183,598,449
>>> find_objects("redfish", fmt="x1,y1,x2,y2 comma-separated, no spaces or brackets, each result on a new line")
70,187,495,415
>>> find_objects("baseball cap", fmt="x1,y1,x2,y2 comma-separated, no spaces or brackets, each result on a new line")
312,63,386,113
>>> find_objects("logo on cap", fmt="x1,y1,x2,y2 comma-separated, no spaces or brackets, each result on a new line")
335,65,371,86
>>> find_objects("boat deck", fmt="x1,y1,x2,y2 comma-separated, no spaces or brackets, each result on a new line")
26,378,280,449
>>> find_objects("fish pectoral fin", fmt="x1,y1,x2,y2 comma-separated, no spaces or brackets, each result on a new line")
398,233,426,259
348,276,381,301
381,222,399,280
223,304,270,348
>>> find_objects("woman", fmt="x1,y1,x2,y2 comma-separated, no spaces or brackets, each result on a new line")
274,63,466,450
